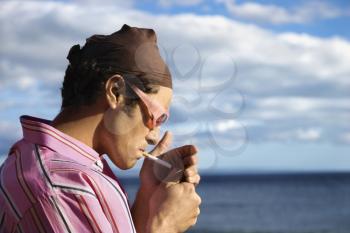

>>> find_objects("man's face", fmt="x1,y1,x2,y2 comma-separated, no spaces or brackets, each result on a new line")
100,86,173,169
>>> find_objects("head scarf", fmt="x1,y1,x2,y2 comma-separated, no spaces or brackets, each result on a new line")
67,24,172,88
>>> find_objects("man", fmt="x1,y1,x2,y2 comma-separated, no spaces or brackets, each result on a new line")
0,24,201,233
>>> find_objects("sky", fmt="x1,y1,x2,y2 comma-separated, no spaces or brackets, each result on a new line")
0,0,349,175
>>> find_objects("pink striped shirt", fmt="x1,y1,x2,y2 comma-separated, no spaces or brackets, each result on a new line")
0,115,136,233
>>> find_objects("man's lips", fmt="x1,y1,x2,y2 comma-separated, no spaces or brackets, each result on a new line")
137,148,145,160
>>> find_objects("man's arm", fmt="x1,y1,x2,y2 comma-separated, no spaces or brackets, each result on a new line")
132,132,201,233
131,187,152,233
132,180,201,233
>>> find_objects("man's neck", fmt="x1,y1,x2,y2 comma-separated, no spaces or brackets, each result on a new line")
51,106,103,151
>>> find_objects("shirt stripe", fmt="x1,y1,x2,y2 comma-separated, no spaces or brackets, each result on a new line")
49,195,72,233
15,150,36,204
89,174,121,233
0,212,5,228
51,167,121,233
14,150,46,233
34,145,97,197
50,159,135,231
0,164,22,220
22,121,97,162
29,207,46,233
93,169,137,233
75,194,103,233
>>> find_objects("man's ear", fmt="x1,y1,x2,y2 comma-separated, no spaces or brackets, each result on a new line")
105,74,125,109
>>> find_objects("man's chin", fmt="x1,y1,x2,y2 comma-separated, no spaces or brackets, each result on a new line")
118,158,138,170
109,156,137,170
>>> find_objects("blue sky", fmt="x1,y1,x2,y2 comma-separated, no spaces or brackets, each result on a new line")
134,0,350,38
0,0,349,175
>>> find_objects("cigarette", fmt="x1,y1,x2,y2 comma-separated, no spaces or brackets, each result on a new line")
142,152,172,169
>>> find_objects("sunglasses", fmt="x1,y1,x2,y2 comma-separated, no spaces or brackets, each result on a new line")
128,82,170,130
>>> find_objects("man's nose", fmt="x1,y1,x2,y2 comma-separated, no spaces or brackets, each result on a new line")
146,127,160,145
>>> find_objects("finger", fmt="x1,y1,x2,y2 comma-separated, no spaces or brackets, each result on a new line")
183,155,198,167
173,144,198,158
184,165,198,177
194,208,201,217
182,181,196,192
183,145,198,158
185,174,201,186
149,131,172,157
197,195,202,205
191,216,198,227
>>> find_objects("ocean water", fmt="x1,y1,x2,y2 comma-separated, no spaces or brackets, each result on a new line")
119,172,350,233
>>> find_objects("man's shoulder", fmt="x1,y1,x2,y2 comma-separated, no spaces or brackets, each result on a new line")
1,140,103,197
34,145,106,195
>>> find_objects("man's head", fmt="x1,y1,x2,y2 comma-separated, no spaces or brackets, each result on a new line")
60,24,173,169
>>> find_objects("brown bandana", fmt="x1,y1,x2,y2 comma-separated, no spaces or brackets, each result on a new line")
68,24,172,88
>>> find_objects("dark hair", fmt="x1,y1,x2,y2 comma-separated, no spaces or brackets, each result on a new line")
60,45,158,110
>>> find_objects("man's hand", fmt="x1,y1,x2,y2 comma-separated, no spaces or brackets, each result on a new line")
131,131,201,233
139,131,200,195
147,181,201,233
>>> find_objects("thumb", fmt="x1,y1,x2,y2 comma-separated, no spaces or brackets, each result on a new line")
149,131,172,157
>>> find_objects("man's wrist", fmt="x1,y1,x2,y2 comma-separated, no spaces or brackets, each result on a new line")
138,182,155,198
131,187,150,232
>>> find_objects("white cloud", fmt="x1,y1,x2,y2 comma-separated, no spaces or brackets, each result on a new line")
267,128,322,142
339,132,350,144
72,0,134,8
295,128,322,141
0,121,22,140
217,0,348,24
215,119,241,132
255,97,350,112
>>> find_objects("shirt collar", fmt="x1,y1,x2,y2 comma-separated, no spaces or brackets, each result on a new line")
20,115,101,167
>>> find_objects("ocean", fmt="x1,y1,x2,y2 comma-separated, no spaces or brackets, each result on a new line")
119,172,350,233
